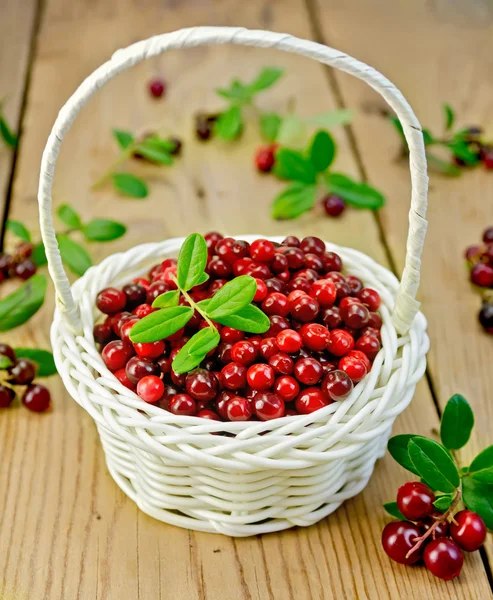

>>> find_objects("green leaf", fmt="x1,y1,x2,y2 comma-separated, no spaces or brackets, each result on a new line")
112,173,148,198
389,116,406,145
57,204,82,230
422,129,435,146
248,67,284,94
0,114,18,148
273,149,316,184
260,113,282,142
443,104,455,131
307,109,353,128
271,183,317,220
0,354,13,369
447,139,480,166
152,290,180,309
276,115,306,146
308,130,336,172
408,437,460,493
32,242,47,267
469,445,493,484
141,136,177,152
200,275,256,319
83,219,126,242
172,327,221,374
177,233,208,291
0,274,47,331
216,80,252,102
387,434,420,476
433,494,454,512
5,220,31,242
214,105,243,140
57,235,92,276
129,306,193,343
440,394,474,450
383,502,406,520
324,173,385,210
462,477,493,530
133,142,173,165
209,304,270,334
426,152,461,177
14,348,56,377
113,129,134,150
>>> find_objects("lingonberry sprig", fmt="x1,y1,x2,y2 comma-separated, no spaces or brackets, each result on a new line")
0,98,18,149
464,225,493,336
92,129,181,198
129,233,270,373
270,130,385,220
382,394,492,580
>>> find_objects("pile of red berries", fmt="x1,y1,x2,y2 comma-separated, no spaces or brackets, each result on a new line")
464,226,493,335
0,241,37,284
0,344,51,412
382,481,486,580
94,233,383,421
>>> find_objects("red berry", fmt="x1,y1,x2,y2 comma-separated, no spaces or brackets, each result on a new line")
146,281,172,304
479,302,493,334
303,253,323,272
262,292,289,317
226,396,252,421
355,335,381,361
247,364,275,390
381,521,422,565
208,256,232,277
293,357,323,385
471,262,493,287
483,226,493,244
321,306,342,330
114,368,135,390
137,375,164,403
321,370,353,401
338,355,367,383
368,312,383,330
250,239,275,262
341,302,370,329
267,315,290,336
93,322,114,345
133,303,155,318
273,375,299,401
300,236,325,256
197,409,220,420
279,247,304,269
204,231,223,250
221,362,247,390
299,323,330,351
14,260,37,280
323,194,345,217
170,393,197,416
327,329,354,356
220,327,245,343
259,337,279,360
423,538,463,580
134,340,165,359
269,352,294,375
309,279,336,307
0,344,15,362
253,278,268,302
321,252,342,272
149,78,166,98
253,392,285,420
290,295,319,323
22,384,51,412
120,317,140,343
96,287,127,315
450,510,487,552
185,369,219,402
357,288,381,311
281,236,300,247
215,390,236,419
102,340,134,372
276,329,302,353
125,356,159,384
0,384,15,408
295,387,329,414
396,481,435,521
230,340,257,366
255,145,276,173
287,277,311,294
271,253,288,273
346,349,371,371
418,511,449,539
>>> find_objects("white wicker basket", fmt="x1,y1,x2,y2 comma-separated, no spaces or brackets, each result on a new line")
39,27,429,536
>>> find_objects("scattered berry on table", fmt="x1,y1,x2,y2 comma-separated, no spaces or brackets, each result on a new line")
148,78,166,98
322,194,346,217
255,144,277,173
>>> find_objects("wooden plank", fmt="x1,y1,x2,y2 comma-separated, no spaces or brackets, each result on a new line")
312,0,493,572
0,0,39,223
1,0,490,598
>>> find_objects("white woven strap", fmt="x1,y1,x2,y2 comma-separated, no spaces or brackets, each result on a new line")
37,26,428,334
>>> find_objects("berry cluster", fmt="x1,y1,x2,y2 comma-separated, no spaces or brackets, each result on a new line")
94,234,383,421
464,226,493,335
382,481,486,580
0,241,37,285
0,344,51,412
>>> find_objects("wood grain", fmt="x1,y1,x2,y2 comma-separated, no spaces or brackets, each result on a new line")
0,0,492,598
312,0,493,568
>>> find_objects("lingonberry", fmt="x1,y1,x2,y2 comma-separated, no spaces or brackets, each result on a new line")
281,235,300,247
271,253,289,273
470,262,493,287
321,370,353,402
253,392,285,420
321,252,342,272
293,357,323,385
148,78,166,98
101,341,134,372
114,368,135,389
231,341,257,366
269,353,294,375
334,281,351,300
368,312,383,330
267,315,290,336
300,236,325,256
321,306,342,329
273,375,300,401
0,384,15,407
259,337,279,360
253,278,268,302
134,340,165,359
208,256,233,277
125,356,159,384
120,317,140,343
346,349,371,371
0,343,15,362
339,296,361,310
215,390,236,419
226,396,252,421
483,226,493,244
418,511,449,539
287,277,312,294
423,538,463,580
255,145,276,173
232,257,253,276
309,279,336,307
220,327,244,344
137,375,164,403
323,194,345,217
357,288,381,311
262,292,289,317
299,323,330,352
146,281,172,304
295,387,329,414
185,369,219,402
290,295,319,322
221,362,247,390
250,239,275,263
204,231,223,250
277,270,291,283
96,288,127,315
450,510,486,552
338,355,367,382
197,409,220,420
465,245,482,263
279,247,304,269
479,302,493,334
381,521,422,565
327,329,354,356
14,260,36,280
276,329,302,353
170,393,197,416
217,342,233,364
122,283,147,309
133,303,155,318
345,275,362,295
303,253,323,273
22,384,51,412
247,364,275,390
355,335,381,360
8,358,36,385
396,481,435,521
93,322,114,345
341,302,370,329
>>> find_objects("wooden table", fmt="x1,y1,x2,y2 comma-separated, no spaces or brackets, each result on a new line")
1,0,492,598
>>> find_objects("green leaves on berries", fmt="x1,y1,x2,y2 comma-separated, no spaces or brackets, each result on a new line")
177,233,209,291
199,275,256,319
130,306,194,344
14,348,56,376
172,327,221,374
408,437,460,493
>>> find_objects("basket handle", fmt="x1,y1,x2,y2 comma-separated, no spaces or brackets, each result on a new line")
38,26,428,335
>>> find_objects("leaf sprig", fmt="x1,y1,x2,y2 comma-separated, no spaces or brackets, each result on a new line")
271,130,385,220
385,394,493,530
129,233,270,374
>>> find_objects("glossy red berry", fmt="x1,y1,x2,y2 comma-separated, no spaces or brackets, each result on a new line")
418,511,449,539
381,521,422,565
327,329,354,356
483,226,493,244
220,327,245,343
281,235,300,247
221,362,247,390
125,356,159,384
293,357,323,385
279,247,304,269
204,231,223,250
276,329,302,353
321,306,342,330
321,370,354,402
255,145,276,173
471,262,493,287
96,287,127,315
101,341,134,371
253,392,285,420
290,295,319,323
262,292,289,317
170,393,197,416
22,384,51,412
146,281,172,304
300,236,325,256
423,538,463,580
338,355,367,382
185,369,219,402
295,387,329,414
321,252,342,272
450,510,487,552
479,302,493,334
0,384,16,408
299,323,330,351
114,368,135,390
253,278,268,302
273,375,299,401
14,260,37,280
133,303,155,318
226,396,252,421
357,288,381,311
341,302,370,329
247,364,275,390
355,335,381,361
0,344,15,362
259,337,279,360
230,341,257,366
346,349,371,371
309,279,336,307
269,353,294,375
250,239,276,262
197,409,220,420
267,315,290,336
148,78,166,98
134,340,165,359
93,322,114,344
137,375,164,403
396,481,435,521
323,194,345,217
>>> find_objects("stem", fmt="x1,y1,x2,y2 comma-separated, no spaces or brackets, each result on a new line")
406,490,462,559
171,274,216,330
91,146,136,189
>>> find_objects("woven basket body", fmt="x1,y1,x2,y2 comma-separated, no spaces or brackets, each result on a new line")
39,28,430,536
